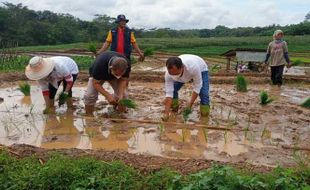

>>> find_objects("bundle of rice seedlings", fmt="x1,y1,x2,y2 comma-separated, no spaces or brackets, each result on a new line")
58,92,69,106
300,97,310,108
18,82,31,96
260,91,274,105
119,99,137,109
235,74,248,92
182,108,192,121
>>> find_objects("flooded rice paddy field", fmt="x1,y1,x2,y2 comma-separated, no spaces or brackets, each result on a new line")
0,81,309,169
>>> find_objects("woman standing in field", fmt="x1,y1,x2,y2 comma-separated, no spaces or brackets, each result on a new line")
264,30,291,87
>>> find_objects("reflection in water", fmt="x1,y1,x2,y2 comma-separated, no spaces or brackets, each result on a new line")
0,85,309,163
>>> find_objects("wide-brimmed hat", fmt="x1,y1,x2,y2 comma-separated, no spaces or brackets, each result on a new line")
25,56,55,80
115,14,129,23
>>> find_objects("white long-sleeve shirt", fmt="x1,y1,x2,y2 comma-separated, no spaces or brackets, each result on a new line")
165,54,208,98
38,56,79,92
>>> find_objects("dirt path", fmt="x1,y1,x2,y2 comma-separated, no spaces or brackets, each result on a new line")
2,144,272,174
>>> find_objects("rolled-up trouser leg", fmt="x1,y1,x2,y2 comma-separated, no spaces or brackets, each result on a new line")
83,78,99,114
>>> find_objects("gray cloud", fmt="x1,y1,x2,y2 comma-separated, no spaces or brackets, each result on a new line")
3,0,308,29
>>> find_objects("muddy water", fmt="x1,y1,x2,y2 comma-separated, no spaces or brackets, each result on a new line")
0,83,309,167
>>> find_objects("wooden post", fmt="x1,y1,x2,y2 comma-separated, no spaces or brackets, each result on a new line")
226,57,231,70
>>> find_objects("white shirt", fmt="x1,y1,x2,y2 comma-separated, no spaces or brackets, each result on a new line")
38,56,79,91
165,54,208,98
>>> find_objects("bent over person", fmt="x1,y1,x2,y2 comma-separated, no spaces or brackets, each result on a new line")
25,56,79,113
163,54,210,120
84,51,131,115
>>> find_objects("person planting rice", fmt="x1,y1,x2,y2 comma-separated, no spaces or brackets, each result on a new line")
84,51,131,115
264,30,292,87
162,54,210,121
25,56,79,113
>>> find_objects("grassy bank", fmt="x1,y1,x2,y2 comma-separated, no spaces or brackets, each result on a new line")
0,151,309,190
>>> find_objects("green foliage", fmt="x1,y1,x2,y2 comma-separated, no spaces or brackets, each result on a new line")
291,59,302,66
301,97,310,108
0,55,30,72
119,99,137,109
143,48,154,57
260,91,274,105
18,82,31,96
182,108,192,121
71,55,95,70
0,151,309,189
210,64,221,73
130,56,137,64
88,43,97,55
235,74,248,92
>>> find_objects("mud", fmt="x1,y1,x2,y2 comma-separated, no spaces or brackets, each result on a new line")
0,82,309,171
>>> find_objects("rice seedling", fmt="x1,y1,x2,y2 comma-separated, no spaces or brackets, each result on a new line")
260,91,274,105
203,129,208,142
130,57,137,64
18,82,31,96
210,64,221,73
291,59,302,67
235,74,248,92
159,123,165,134
119,99,137,109
88,43,97,55
143,48,154,57
182,108,192,122
58,92,69,106
300,97,310,108
227,109,231,120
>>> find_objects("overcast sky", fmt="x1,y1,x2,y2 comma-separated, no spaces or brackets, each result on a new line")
3,0,309,29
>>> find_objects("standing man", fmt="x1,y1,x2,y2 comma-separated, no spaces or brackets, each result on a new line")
84,52,131,115
97,14,144,61
264,30,291,87
25,56,79,113
163,54,210,120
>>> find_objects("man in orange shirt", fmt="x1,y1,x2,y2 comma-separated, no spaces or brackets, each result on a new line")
97,14,144,61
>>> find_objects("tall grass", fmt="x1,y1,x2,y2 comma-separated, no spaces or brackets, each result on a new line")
235,74,248,92
88,43,97,55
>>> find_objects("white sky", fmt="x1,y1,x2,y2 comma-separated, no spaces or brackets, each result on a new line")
3,0,309,29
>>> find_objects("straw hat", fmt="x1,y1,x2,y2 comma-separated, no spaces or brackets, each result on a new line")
25,56,55,80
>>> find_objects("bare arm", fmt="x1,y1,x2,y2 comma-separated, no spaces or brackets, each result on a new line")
132,43,144,61
117,78,128,100
188,92,199,108
92,79,117,105
164,97,173,116
97,42,111,55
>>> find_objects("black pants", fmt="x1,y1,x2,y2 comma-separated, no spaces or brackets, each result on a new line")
48,74,78,99
270,65,284,86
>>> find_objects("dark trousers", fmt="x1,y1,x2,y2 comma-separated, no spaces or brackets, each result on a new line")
270,65,284,86
48,74,78,99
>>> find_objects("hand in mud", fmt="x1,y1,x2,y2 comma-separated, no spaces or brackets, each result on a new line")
161,114,170,122
138,53,145,62
106,94,118,105
43,107,55,114
287,63,292,68
117,104,127,113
